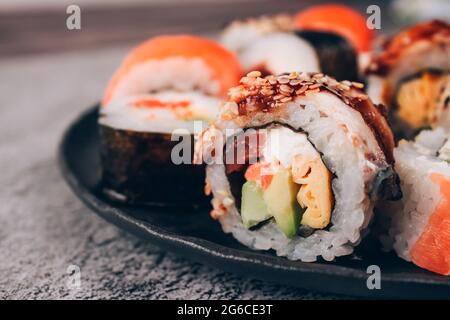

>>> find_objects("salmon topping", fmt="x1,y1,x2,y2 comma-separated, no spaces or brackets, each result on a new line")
411,173,450,275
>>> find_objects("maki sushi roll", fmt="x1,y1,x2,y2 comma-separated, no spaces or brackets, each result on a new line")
293,4,374,54
294,4,375,80
220,4,373,81
220,14,319,76
99,35,242,205
380,127,450,275
220,14,294,56
195,71,401,261
367,20,450,138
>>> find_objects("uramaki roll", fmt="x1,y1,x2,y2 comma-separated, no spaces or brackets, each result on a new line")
99,35,242,206
220,4,374,81
195,71,401,261
379,127,450,275
367,20,450,138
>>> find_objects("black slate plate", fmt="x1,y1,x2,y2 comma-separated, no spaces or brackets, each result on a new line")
59,105,450,299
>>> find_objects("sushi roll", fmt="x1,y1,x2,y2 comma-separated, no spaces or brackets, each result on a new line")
380,127,450,275
220,15,319,76
366,20,450,138
220,4,373,81
99,35,242,205
293,4,374,53
220,14,294,55
294,4,375,80
195,71,401,261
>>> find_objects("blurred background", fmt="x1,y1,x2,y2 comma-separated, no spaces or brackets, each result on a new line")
1,0,449,57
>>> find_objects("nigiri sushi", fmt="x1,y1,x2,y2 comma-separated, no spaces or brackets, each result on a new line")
366,20,450,138
99,35,242,205
195,71,401,262
380,127,450,275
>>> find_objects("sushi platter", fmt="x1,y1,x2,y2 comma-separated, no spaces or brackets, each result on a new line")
60,4,450,298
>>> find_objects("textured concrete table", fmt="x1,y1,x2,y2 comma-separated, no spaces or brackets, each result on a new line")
0,48,344,299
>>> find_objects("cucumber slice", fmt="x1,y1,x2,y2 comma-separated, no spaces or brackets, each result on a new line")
241,181,272,228
263,167,302,238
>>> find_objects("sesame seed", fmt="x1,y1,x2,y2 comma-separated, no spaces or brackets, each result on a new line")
247,70,262,78
273,94,285,100
277,76,290,84
342,80,352,86
338,83,351,91
240,77,250,84
280,96,292,103
256,77,268,85
295,86,307,95
268,78,278,85
305,88,320,96
261,89,274,96
351,81,364,89
313,73,324,78
279,84,293,95
289,79,302,86
308,83,321,90
288,72,299,79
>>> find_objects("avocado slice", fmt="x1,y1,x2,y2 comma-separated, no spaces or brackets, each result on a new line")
241,181,272,228
263,167,302,238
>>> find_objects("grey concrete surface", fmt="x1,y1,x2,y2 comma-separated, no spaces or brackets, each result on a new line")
0,48,343,299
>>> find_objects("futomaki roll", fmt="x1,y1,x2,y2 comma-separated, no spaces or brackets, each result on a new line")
367,20,450,138
379,127,450,275
99,35,242,205
195,71,401,261
220,4,373,81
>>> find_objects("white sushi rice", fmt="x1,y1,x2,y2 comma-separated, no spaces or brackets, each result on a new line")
220,14,293,54
204,91,388,262
100,56,223,133
220,16,319,76
100,91,220,133
238,33,320,75
107,57,221,104
380,127,450,260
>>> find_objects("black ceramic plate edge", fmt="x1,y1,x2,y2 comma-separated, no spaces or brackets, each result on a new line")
58,106,450,299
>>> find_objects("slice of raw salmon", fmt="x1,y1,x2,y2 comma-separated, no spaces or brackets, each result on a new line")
411,173,450,275
103,35,242,105
294,4,375,52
